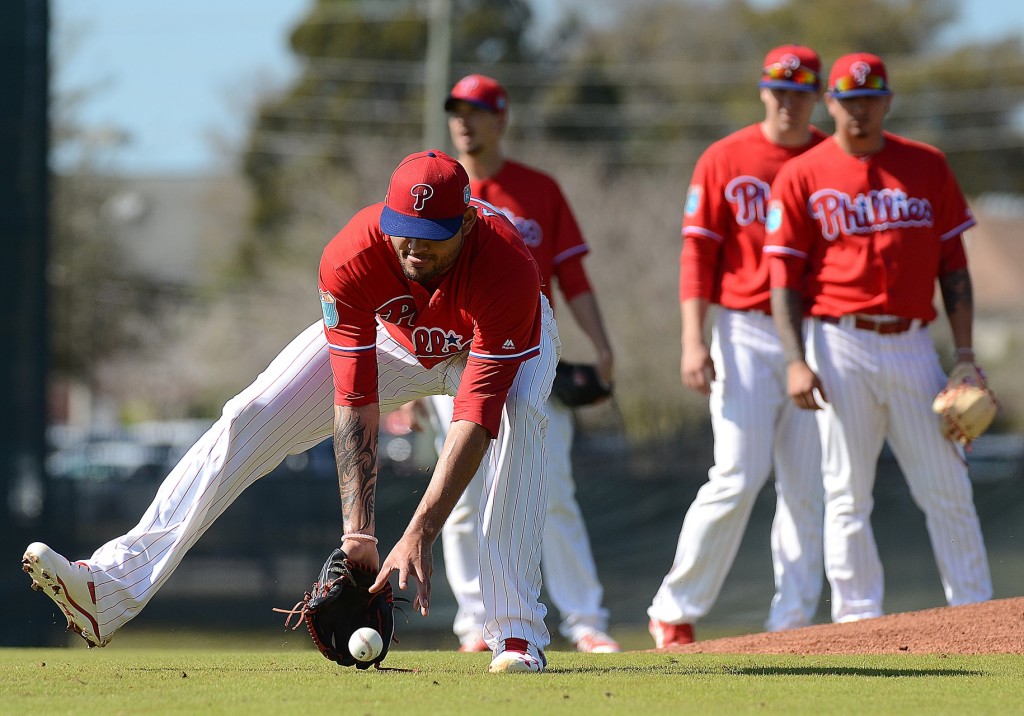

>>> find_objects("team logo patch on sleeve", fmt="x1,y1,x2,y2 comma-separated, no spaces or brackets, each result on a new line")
320,289,339,328
766,201,783,234
684,185,703,216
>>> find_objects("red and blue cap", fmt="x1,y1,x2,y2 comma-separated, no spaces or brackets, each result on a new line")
758,44,821,93
444,74,508,113
380,150,471,241
827,52,892,98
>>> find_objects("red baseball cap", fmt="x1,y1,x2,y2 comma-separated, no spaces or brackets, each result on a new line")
827,52,892,98
759,44,821,92
444,74,508,113
380,150,471,241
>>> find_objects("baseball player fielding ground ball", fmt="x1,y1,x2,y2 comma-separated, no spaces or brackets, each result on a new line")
23,149,559,674
647,45,826,648
765,52,993,622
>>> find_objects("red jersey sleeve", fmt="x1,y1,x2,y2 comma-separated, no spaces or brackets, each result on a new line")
553,253,593,302
318,220,383,407
452,254,542,436
933,156,973,276
680,151,725,302
764,163,814,292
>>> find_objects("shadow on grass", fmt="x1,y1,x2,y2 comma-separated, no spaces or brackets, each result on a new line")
732,666,984,678
552,664,984,678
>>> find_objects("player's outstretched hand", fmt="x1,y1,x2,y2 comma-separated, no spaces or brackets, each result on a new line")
372,531,433,617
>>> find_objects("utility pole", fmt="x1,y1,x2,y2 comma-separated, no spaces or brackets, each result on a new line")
423,0,452,150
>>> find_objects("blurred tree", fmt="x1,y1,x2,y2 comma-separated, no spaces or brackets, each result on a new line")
538,0,1023,191
238,0,538,271
48,34,171,395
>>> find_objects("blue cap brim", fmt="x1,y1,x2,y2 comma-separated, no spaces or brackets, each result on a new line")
380,206,464,241
759,80,819,93
828,89,892,98
444,96,499,113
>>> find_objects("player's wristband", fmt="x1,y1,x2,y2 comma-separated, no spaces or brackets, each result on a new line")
342,533,378,544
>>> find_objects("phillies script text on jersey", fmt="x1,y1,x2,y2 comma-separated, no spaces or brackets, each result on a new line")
765,131,974,322
807,188,933,240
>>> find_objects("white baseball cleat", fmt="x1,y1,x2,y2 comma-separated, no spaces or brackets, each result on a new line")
488,637,546,673
22,542,109,648
575,629,622,653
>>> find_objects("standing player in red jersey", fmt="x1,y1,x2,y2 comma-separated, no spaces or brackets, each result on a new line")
420,74,619,653
647,45,827,647
24,150,559,674
765,53,993,623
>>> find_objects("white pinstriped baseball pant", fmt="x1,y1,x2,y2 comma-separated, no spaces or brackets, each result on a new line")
83,299,559,651
807,318,992,622
648,309,824,630
428,389,609,647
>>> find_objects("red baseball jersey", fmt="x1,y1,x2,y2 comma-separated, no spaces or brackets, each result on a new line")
318,199,542,435
471,160,592,307
680,123,827,312
765,132,973,322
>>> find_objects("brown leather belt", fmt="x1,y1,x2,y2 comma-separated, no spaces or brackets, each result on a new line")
819,315,920,335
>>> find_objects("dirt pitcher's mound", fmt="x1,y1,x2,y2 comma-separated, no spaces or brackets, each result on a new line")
658,597,1024,655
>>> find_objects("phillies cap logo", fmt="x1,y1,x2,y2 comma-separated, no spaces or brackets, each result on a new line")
455,76,480,93
849,60,871,86
411,183,434,210
779,53,801,71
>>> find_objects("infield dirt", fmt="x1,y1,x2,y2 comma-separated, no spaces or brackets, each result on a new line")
655,596,1024,655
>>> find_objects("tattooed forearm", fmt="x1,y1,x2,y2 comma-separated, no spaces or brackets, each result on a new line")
939,267,975,354
333,405,379,534
771,287,808,364
939,267,973,317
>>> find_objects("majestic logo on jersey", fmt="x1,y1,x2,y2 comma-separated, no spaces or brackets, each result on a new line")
809,188,933,240
410,183,434,210
377,296,417,327
320,289,339,328
502,339,516,350
500,207,542,247
725,175,771,226
684,185,702,216
412,327,469,356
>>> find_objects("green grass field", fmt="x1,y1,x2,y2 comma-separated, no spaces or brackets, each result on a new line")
3,636,1022,715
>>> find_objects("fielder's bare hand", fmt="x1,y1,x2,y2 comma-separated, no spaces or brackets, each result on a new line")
371,529,433,617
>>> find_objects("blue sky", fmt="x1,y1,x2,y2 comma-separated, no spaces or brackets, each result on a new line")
53,0,1024,175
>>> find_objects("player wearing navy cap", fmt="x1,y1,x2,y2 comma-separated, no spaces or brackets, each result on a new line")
24,149,559,674
766,52,992,623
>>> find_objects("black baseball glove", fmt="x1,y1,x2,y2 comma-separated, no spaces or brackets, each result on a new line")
275,548,397,669
551,361,613,407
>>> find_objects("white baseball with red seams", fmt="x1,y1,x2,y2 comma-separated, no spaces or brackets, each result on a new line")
349,627,383,662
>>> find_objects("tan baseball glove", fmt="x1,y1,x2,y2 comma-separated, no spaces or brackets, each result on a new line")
931,361,998,448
